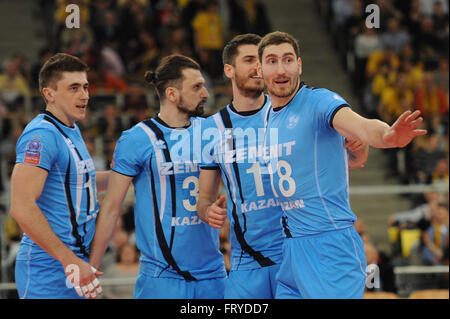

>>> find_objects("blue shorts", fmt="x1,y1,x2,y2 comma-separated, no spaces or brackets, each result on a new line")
133,273,226,299
225,264,280,299
276,227,367,299
15,256,83,299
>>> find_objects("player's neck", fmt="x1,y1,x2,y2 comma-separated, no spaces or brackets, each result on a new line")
158,104,191,128
45,105,75,127
232,92,265,113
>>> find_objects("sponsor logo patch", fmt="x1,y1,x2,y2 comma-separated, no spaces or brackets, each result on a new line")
24,139,42,165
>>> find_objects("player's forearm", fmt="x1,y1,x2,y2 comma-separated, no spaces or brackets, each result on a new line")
89,204,121,269
358,119,391,149
10,203,78,266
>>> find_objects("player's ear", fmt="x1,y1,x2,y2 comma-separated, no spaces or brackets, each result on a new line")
223,64,234,80
165,86,179,103
42,87,55,104
298,57,302,76
256,61,262,78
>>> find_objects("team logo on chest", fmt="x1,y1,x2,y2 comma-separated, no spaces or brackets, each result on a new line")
287,115,299,129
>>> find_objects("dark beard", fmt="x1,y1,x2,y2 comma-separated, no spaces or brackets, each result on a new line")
177,97,205,117
235,74,265,98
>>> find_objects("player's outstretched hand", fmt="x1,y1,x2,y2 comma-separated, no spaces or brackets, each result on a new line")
206,195,227,229
65,258,104,299
383,110,427,148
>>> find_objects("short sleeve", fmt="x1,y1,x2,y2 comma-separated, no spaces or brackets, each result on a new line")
16,128,59,171
314,89,351,131
111,129,145,177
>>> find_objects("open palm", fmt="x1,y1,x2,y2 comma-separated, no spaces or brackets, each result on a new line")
383,110,427,148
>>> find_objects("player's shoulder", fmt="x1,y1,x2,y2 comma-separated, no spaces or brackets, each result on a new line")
19,115,61,141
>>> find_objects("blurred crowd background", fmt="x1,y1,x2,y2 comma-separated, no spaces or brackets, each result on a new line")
0,0,448,299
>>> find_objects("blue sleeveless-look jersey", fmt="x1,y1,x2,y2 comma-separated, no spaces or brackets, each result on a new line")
201,96,284,271
112,116,226,281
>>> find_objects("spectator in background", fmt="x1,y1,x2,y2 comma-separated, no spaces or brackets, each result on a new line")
414,72,448,119
432,0,449,39
378,73,414,125
354,24,383,91
160,26,194,58
381,17,411,54
88,65,128,94
103,243,140,299
415,17,442,53
421,203,449,265
375,0,403,32
239,0,272,36
97,103,123,145
100,43,127,78
0,58,31,107
192,0,224,79
413,134,447,184
123,82,149,115
433,57,449,93
419,0,448,17
93,10,122,48
389,191,441,229
130,31,160,75
432,157,449,186
406,0,423,36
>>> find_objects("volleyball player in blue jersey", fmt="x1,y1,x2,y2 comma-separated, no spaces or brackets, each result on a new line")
257,31,427,299
197,34,369,299
10,53,108,299
89,55,226,299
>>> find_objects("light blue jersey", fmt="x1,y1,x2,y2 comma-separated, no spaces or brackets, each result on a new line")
263,83,357,238
201,96,284,271
112,116,226,283
264,82,367,299
15,111,98,299
15,111,98,260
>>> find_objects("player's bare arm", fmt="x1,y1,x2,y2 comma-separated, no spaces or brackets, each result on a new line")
332,108,427,149
197,168,227,229
10,163,103,298
89,171,133,270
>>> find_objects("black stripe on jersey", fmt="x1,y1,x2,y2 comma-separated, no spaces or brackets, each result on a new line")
221,162,276,268
219,108,245,203
148,154,197,281
143,119,177,250
282,216,293,238
329,104,350,129
64,157,89,258
44,115,88,257
200,166,220,170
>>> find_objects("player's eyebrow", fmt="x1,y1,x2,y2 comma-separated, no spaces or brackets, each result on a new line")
68,82,89,87
265,52,295,59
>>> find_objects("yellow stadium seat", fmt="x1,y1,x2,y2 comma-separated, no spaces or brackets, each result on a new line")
400,229,422,258
409,289,449,299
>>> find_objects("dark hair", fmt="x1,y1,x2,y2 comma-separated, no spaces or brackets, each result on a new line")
222,33,262,66
144,54,200,100
38,53,88,95
258,31,300,61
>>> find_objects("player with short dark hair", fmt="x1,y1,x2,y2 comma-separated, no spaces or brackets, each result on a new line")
11,53,109,299
89,54,227,299
258,31,427,299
